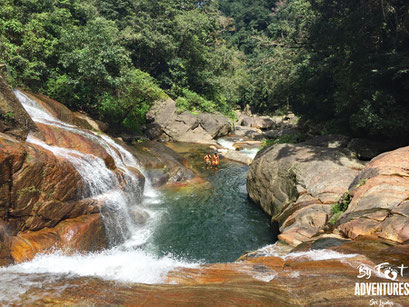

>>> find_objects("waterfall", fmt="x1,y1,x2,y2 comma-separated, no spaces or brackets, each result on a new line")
0,90,198,288
14,90,157,247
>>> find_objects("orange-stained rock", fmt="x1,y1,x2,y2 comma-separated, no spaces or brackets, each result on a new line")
10,214,107,263
337,146,409,243
36,123,116,170
24,92,78,127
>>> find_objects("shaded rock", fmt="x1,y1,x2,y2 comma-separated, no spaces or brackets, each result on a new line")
143,123,163,140
256,127,303,141
346,138,397,160
0,76,39,140
301,134,350,149
337,146,409,243
247,143,365,246
145,99,221,145
10,214,107,263
198,112,231,138
239,115,274,129
0,223,12,266
233,126,263,138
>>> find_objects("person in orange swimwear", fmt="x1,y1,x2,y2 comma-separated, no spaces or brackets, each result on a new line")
204,153,212,168
212,153,220,168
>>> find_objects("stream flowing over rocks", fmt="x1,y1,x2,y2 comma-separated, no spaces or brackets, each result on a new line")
1,75,409,305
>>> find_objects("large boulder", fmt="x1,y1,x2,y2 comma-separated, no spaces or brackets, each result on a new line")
198,112,231,138
222,150,253,165
247,143,365,246
239,114,274,129
145,99,231,145
233,126,263,138
336,146,409,243
0,76,39,140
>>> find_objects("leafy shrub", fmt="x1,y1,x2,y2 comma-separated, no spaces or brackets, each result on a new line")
99,69,167,132
329,192,351,225
175,88,217,114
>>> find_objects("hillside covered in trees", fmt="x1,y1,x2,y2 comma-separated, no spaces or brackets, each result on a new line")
1,0,408,141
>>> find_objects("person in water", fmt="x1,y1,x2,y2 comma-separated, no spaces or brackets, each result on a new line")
204,153,212,168
212,153,220,168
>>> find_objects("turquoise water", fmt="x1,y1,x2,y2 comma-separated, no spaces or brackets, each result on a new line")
144,145,275,263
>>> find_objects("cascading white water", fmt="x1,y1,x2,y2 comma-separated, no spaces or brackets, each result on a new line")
14,90,147,245
217,137,260,159
0,90,198,289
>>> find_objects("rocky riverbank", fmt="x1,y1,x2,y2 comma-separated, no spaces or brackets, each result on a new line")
247,136,409,248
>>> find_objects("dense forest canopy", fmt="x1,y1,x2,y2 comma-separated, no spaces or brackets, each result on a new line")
0,0,408,141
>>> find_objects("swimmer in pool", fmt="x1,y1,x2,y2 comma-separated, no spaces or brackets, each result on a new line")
204,154,212,168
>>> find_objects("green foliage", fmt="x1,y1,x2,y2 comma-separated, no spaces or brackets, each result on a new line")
329,192,351,225
222,0,409,143
175,89,216,113
4,111,15,123
357,178,367,188
261,132,306,148
1,0,408,140
0,0,243,132
99,69,167,132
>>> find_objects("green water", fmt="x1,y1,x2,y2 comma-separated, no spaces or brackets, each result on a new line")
144,143,275,263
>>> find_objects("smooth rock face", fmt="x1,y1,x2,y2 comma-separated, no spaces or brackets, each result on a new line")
131,141,197,186
145,99,231,144
337,146,409,243
198,112,231,138
247,144,364,246
0,77,39,140
10,214,107,263
223,150,253,165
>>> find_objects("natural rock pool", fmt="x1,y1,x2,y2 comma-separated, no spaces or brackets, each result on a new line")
145,143,275,263
0,137,274,303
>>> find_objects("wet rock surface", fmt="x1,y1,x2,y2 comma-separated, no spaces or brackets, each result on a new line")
131,141,197,187
12,241,409,306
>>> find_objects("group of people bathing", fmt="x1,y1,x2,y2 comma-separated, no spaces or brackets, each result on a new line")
204,153,220,169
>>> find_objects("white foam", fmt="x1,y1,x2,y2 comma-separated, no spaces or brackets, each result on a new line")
217,137,260,160
1,249,199,284
284,250,358,261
